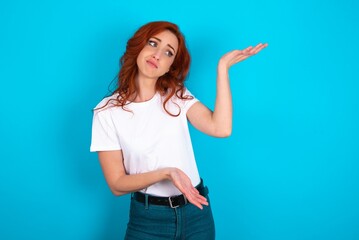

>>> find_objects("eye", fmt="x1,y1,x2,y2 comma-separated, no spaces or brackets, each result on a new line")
165,50,174,57
148,40,157,47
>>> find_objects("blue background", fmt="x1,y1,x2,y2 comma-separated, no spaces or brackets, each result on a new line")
1,0,358,239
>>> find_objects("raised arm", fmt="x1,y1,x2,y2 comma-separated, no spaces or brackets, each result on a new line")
187,43,268,137
97,150,208,209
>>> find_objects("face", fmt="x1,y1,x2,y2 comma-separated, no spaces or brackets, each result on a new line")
136,30,179,81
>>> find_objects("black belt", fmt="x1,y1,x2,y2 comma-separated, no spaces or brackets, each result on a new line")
133,180,208,208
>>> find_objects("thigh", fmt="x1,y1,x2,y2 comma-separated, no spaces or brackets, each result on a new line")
183,196,215,240
125,199,177,240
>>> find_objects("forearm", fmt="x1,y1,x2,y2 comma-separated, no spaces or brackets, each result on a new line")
189,44,267,137
212,62,233,137
111,168,171,196
112,167,208,209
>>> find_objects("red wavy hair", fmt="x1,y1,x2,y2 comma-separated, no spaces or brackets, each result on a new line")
102,21,191,116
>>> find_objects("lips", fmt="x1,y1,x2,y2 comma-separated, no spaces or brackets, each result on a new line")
146,59,158,68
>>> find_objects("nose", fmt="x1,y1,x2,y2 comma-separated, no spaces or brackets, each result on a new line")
152,50,161,60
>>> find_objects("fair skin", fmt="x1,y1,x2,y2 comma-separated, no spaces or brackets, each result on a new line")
98,30,268,209
134,30,178,102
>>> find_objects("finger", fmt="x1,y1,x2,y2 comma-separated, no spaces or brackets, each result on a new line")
184,186,200,198
193,195,208,208
228,50,243,58
232,55,250,64
255,43,268,54
229,43,266,58
185,188,208,206
242,46,253,51
193,196,207,209
232,48,251,57
190,189,206,200
197,195,208,206
190,191,206,205
193,202,203,209
227,51,250,64
191,188,200,196
237,54,250,61
190,189,208,206
248,43,263,54
251,43,268,54
185,193,203,209
239,48,252,56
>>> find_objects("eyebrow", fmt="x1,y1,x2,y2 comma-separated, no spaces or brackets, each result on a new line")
152,37,176,53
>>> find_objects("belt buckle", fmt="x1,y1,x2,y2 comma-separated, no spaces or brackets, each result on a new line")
168,196,179,208
168,195,187,208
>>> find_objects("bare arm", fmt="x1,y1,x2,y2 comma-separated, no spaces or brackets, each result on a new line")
187,43,268,137
97,150,208,209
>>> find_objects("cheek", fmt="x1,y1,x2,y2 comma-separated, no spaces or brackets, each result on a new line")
162,62,173,74
136,50,145,66
166,58,175,69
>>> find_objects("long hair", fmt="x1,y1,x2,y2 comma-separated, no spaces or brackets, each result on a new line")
102,21,191,116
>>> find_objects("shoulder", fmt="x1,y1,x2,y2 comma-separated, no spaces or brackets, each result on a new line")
183,87,195,97
169,87,196,102
166,87,199,112
93,93,121,113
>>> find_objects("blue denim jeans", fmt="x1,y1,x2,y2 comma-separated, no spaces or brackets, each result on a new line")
124,187,215,239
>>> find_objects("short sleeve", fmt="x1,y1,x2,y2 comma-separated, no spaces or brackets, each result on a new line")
182,88,199,113
90,108,122,152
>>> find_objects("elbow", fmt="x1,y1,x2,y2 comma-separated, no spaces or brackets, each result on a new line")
218,131,232,138
107,175,129,196
215,128,232,138
110,187,127,197
111,191,124,197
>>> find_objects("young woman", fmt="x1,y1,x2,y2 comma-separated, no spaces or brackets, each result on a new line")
90,21,267,239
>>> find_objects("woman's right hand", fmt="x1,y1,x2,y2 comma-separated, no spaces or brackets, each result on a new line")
166,168,208,209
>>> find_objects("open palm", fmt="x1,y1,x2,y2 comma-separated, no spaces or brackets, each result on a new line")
220,43,268,69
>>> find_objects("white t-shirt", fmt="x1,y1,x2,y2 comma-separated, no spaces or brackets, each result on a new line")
90,89,201,197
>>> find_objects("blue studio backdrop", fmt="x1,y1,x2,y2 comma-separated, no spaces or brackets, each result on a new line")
1,0,358,239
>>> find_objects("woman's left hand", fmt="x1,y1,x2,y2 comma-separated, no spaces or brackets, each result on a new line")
219,43,268,70
167,167,208,209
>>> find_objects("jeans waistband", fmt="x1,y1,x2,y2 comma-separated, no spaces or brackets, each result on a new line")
133,179,208,208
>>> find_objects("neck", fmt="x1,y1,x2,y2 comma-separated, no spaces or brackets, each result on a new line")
134,75,157,102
